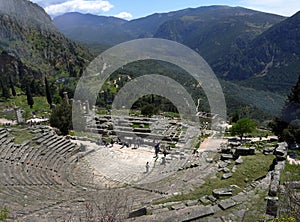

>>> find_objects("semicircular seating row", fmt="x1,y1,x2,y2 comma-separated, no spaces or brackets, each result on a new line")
0,127,81,215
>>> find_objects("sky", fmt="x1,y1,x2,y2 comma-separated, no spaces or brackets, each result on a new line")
29,0,300,20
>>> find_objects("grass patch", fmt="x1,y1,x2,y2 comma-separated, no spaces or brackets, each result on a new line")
1,95,50,120
96,109,108,115
131,124,150,129
164,112,180,119
155,154,274,204
181,127,187,132
250,129,274,137
10,128,35,144
280,162,300,183
129,110,141,116
226,129,274,138
194,141,201,149
242,140,278,150
169,143,176,148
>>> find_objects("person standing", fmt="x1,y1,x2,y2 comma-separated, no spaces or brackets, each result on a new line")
145,162,150,173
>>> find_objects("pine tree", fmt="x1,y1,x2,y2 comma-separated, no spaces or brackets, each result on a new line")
30,79,36,96
45,77,52,108
26,85,34,109
1,84,10,99
10,78,16,97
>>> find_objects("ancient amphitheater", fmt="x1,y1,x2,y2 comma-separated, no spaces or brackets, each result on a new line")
0,115,291,221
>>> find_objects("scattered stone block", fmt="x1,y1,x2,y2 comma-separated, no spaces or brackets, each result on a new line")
148,204,162,211
221,146,231,154
217,168,223,172
263,147,275,155
269,138,278,142
137,205,214,221
274,144,287,161
221,154,233,160
128,207,147,218
235,156,243,164
222,173,233,179
213,187,233,198
199,196,211,204
185,199,198,206
222,167,230,173
171,203,186,210
218,161,228,168
232,165,237,173
162,201,181,208
218,198,236,210
275,148,286,156
234,146,255,156
181,205,214,221
228,141,241,147
207,195,217,202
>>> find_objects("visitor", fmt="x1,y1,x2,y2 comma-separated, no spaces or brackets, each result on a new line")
145,162,150,173
97,137,102,146
154,142,160,158
163,148,167,158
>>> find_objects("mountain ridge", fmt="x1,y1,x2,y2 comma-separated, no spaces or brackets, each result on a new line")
54,5,285,46
51,5,297,118
0,0,91,97
213,10,300,94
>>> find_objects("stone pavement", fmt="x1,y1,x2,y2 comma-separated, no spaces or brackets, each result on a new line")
78,142,156,185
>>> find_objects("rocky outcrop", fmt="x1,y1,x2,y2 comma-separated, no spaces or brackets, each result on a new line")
0,0,91,92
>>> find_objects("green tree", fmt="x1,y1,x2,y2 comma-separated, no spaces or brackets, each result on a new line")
26,85,34,108
141,104,158,117
50,102,72,135
271,75,300,144
231,118,256,140
45,77,52,108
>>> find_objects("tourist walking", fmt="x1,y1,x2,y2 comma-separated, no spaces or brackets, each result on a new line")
154,142,160,158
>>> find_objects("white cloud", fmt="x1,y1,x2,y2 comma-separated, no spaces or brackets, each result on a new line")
114,12,133,19
44,0,114,16
240,0,300,16
30,0,69,7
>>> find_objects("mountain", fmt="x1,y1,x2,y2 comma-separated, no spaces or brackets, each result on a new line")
53,6,291,82
0,0,55,31
54,6,285,53
54,12,132,45
152,6,284,64
52,6,292,118
0,0,91,97
215,11,300,94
